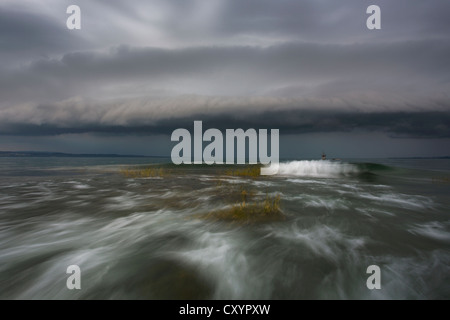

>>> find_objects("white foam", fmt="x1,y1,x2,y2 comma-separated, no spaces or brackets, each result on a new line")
105,194,141,210
286,179,329,185
410,222,450,243
73,184,91,189
358,192,434,210
269,225,366,262
173,230,270,299
277,161,359,178
304,197,349,210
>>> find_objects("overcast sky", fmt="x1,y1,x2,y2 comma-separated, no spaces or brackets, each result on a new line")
1,0,449,158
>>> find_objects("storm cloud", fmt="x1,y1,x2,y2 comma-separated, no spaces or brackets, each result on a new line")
1,0,449,156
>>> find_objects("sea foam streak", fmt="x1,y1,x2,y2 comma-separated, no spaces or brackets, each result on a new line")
277,160,359,178
0,157,449,299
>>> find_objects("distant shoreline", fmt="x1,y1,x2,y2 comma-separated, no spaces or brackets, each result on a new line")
0,151,448,160
387,156,450,160
0,151,168,158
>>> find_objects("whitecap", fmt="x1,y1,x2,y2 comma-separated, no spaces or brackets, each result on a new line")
277,160,359,178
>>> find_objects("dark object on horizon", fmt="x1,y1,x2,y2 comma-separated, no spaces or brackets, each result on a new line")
321,152,326,160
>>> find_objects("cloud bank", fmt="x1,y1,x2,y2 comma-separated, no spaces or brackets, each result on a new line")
0,0,449,147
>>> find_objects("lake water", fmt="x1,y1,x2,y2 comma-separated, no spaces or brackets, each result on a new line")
0,157,449,299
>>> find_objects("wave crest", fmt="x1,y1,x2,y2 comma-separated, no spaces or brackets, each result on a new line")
277,160,359,178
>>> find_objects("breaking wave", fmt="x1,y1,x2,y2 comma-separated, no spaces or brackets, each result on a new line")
277,160,359,178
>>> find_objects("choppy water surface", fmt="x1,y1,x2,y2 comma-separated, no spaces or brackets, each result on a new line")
0,157,449,299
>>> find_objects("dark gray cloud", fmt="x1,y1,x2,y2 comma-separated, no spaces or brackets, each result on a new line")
81,0,450,45
0,5,88,66
1,40,449,105
1,98,449,139
3,0,450,64
1,0,450,156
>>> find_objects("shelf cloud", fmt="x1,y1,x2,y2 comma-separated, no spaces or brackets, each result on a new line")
1,0,449,155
